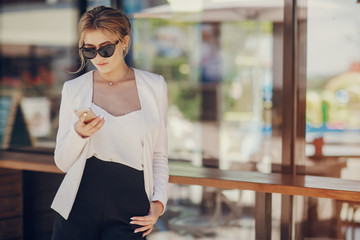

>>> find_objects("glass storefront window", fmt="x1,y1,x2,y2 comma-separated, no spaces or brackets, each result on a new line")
306,0,360,181
132,0,283,173
306,0,360,154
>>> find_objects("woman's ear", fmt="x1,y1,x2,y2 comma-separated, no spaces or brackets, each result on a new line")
122,35,130,47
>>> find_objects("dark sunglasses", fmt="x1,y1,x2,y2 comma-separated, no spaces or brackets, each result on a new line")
80,40,119,59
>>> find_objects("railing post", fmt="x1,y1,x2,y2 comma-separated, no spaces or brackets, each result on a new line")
256,192,272,240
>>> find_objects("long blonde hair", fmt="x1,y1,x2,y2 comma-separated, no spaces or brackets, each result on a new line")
74,6,132,73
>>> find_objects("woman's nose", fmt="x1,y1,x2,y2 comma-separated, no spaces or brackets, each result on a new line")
92,52,105,61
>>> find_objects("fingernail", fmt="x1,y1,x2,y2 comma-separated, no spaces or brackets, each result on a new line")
134,230,138,233
83,113,87,116
130,217,135,220
130,221,134,224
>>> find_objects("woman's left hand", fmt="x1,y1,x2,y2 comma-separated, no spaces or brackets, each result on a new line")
131,201,164,237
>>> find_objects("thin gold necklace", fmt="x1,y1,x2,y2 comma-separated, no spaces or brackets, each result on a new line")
97,67,129,86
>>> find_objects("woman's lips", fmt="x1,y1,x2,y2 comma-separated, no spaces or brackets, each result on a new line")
97,63,108,67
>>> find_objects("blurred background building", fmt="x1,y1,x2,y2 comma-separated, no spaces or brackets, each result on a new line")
1,0,360,239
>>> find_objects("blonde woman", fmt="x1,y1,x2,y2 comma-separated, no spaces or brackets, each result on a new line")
51,6,168,240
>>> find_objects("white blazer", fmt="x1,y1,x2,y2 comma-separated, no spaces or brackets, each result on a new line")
51,68,169,220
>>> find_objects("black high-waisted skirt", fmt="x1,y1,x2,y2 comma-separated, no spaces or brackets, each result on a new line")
51,156,150,240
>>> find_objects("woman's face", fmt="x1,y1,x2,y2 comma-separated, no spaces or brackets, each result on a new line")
83,30,127,73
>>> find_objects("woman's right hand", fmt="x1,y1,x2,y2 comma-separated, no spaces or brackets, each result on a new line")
75,113,105,138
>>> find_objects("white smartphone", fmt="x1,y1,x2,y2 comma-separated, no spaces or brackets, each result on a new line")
73,107,97,124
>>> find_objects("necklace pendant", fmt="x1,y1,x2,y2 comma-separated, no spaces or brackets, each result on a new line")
109,82,113,86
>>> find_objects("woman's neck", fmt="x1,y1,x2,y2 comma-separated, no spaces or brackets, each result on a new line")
96,62,129,84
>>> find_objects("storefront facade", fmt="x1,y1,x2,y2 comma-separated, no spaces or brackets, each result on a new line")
1,0,360,239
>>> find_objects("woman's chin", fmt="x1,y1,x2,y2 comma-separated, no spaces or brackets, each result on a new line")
95,65,112,74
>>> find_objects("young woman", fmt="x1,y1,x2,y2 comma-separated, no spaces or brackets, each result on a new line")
51,6,168,240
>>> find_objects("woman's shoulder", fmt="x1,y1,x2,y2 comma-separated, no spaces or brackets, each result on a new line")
133,68,166,93
134,68,165,82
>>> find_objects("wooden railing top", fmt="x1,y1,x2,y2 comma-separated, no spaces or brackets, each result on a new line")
1,151,360,202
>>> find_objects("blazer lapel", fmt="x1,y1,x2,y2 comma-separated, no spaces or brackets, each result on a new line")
134,68,159,139
72,70,94,109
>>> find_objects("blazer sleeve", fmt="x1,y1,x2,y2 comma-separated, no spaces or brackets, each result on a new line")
54,81,90,172
150,75,169,215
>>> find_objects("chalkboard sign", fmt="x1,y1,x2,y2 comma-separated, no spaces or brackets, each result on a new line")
0,91,34,149
0,91,21,149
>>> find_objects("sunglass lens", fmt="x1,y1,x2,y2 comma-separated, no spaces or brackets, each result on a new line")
82,48,96,59
99,44,115,58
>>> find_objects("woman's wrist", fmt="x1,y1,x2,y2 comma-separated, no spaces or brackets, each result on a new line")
75,129,88,139
74,125,89,139
151,200,164,216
